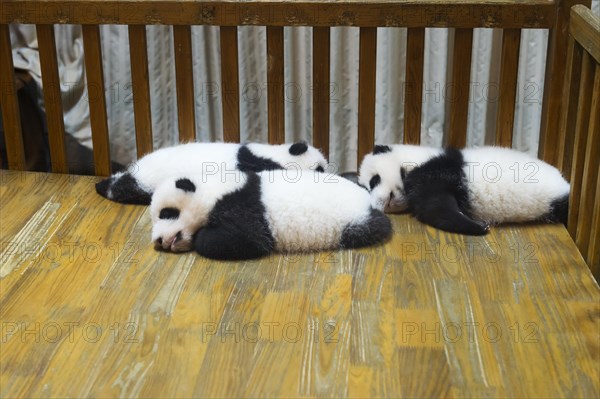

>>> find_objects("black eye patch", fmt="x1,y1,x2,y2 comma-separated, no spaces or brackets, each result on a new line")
159,207,180,220
289,141,308,156
373,145,391,155
175,178,196,193
400,167,407,180
316,165,325,173
369,174,381,190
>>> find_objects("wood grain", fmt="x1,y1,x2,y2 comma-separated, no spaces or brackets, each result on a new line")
575,65,600,262
267,26,285,144
128,25,153,158
588,170,600,277
447,28,473,148
495,29,521,148
0,1,556,28
0,24,25,170
36,24,68,173
1,170,598,398
539,0,592,166
570,4,600,64
557,36,583,178
357,27,377,168
220,26,240,143
568,52,595,239
404,28,424,145
312,27,330,159
81,24,111,176
173,25,196,143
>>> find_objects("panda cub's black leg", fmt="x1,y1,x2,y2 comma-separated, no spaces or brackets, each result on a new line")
95,173,152,204
194,224,274,260
412,191,490,236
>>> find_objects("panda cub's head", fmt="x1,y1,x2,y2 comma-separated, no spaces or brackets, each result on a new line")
286,141,328,173
150,177,207,252
358,144,437,213
248,141,329,173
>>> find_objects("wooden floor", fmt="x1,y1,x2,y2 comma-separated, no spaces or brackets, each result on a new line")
1,170,599,398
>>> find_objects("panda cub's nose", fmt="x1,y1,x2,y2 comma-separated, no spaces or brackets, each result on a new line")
156,232,182,251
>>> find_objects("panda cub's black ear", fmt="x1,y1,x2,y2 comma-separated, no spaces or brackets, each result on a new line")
289,141,308,156
373,145,391,155
175,178,196,193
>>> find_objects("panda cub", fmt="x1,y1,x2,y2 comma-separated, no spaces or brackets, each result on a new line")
358,144,570,235
96,141,328,205
150,170,392,259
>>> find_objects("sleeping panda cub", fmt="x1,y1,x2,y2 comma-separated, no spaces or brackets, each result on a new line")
150,170,392,259
358,144,570,235
96,141,328,205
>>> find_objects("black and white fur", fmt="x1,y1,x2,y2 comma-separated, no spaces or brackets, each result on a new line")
150,170,392,259
358,144,570,235
96,142,328,205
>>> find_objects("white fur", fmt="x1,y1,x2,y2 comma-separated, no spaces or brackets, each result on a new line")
358,145,570,224
150,171,374,252
114,142,327,197
246,143,328,172
150,170,247,252
358,145,442,210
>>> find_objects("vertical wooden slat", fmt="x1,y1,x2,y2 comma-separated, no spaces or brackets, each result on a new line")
495,29,521,148
588,170,600,275
220,26,240,143
37,24,68,173
82,24,111,176
0,24,25,170
357,27,377,167
539,0,592,165
447,28,473,148
173,25,196,143
568,52,595,238
557,36,584,177
312,27,330,159
128,25,153,158
267,26,284,145
575,64,600,258
404,28,425,145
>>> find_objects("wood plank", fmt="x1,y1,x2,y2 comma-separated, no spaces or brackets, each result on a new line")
588,170,600,276
447,28,473,148
357,27,377,167
568,52,595,239
570,4,600,65
0,24,25,170
81,24,111,176
557,36,583,178
128,25,153,157
1,170,599,398
36,24,68,173
219,26,240,143
539,0,592,166
575,65,600,261
173,25,196,143
312,27,330,159
267,26,284,144
0,2,557,28
403,27,424,145
495,29,521,148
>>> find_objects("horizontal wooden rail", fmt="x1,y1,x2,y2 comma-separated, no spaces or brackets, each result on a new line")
1,1,556,28
570,4,600,63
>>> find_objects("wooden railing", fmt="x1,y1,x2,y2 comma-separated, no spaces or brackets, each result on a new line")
1,0,586,176
557,4,600,274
